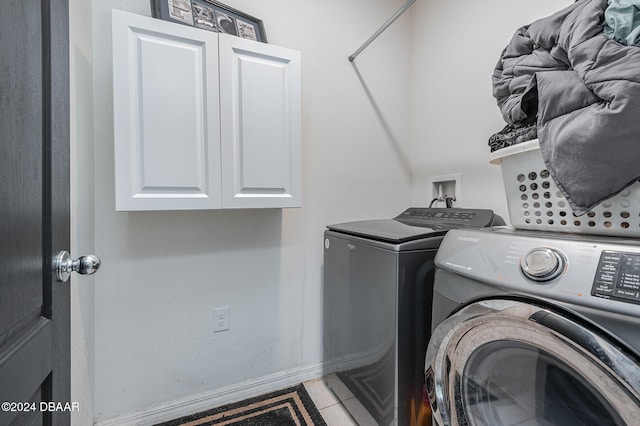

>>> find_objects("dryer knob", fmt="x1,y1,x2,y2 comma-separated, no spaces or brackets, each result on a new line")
521,248,565,282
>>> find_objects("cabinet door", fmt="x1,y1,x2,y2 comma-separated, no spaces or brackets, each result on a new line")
219,34,302,208
112,10,221,211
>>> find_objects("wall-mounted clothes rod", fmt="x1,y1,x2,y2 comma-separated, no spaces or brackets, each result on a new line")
348,0,417,62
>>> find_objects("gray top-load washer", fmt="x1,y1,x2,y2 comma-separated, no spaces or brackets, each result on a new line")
323,207,505,426
426,227,640,425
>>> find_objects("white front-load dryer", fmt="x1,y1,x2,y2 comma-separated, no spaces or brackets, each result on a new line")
425,227,640,426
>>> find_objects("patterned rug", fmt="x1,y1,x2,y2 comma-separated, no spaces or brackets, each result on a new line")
156,384,327,426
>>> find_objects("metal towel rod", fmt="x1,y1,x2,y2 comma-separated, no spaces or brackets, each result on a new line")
348,0,416,62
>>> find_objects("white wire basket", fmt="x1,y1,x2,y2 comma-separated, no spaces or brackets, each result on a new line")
489,139,640,237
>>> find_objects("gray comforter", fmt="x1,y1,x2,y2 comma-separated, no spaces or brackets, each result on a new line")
493,0,640,215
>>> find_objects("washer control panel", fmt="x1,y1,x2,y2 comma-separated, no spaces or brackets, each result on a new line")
592,251,640,305
394,208,504,228
521,248,566,282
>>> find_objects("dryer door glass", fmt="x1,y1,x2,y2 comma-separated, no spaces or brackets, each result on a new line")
462,341,618,425
425,299,640,426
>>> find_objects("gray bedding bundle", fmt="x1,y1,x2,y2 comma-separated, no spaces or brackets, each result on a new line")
492,0,640,215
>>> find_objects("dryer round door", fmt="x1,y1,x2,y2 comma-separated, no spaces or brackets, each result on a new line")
425,299,640,426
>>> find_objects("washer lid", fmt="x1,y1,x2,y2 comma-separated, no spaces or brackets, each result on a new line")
326,219,448,244
327,208,503,244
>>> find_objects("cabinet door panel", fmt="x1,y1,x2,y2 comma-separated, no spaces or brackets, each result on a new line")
112,10,221,211
219,34,301,208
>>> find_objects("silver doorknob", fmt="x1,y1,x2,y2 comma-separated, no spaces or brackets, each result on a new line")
53,250,101,282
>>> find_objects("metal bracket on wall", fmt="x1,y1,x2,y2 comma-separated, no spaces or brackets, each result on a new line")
348,0,417,62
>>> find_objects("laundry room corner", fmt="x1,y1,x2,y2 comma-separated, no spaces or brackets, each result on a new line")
58,0,640,423
69,0,414,423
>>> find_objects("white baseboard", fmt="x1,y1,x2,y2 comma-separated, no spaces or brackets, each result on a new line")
95,363,324,426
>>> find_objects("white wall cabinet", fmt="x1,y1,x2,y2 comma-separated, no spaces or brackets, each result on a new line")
219,34,301,209
112,10,301,211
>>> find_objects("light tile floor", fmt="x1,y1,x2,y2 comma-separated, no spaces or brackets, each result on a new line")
304,375,378,425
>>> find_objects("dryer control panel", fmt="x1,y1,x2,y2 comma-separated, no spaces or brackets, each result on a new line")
592,251,640,305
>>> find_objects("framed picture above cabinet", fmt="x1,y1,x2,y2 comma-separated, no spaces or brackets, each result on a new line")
111,10,300,211
150,0,267,42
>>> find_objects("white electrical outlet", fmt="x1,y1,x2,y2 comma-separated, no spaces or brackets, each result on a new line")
214,306,230,332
